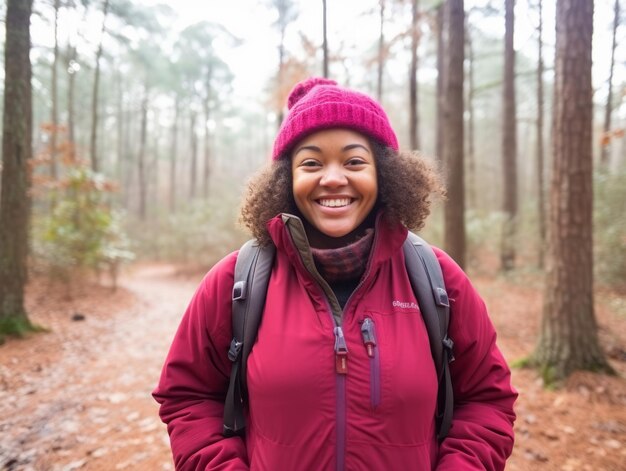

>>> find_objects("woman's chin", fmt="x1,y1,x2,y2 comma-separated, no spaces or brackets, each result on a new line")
314,221,357,239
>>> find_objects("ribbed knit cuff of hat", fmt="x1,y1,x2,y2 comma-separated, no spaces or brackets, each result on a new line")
272,77,399,160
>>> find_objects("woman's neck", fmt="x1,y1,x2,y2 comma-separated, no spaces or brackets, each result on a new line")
303,212,377,249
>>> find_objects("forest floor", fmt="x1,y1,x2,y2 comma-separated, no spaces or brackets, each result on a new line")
0,262,625,471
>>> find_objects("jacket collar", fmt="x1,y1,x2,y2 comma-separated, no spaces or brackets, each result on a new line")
266,212,407,324
267,211,408,272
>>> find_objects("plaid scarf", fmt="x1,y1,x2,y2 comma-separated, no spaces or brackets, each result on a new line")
311,229,374,283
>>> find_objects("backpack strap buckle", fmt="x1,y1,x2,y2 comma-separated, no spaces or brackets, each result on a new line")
232,280,247,301
442,336,455,363
434,287,449,307
228,338,243,362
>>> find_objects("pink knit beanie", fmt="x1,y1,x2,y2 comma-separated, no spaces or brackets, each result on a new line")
272,77,399,160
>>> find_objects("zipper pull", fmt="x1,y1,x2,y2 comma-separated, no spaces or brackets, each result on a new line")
334,326,349,374
360,318,377,358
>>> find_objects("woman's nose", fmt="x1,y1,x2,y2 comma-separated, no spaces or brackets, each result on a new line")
320,164,348,187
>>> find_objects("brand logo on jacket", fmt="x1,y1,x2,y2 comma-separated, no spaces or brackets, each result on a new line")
392,300,419,310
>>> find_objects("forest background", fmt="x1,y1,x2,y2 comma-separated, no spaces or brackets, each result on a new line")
15,0,626,279
0,0,625,470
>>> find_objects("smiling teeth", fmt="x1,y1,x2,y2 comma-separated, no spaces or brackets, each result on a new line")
319,198,351,208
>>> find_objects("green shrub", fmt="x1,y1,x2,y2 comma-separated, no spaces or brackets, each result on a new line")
32,167,134,283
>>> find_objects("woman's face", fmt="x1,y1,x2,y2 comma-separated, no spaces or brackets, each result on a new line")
291,129,378,239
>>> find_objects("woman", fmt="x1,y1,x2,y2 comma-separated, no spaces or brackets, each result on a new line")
153,77,517,470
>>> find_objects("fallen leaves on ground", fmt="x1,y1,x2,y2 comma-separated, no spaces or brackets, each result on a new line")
0,265,624,470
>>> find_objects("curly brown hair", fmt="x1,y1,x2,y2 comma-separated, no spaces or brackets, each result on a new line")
239,142,444,246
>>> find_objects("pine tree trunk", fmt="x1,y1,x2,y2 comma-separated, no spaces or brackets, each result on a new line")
169,96,179,213
409,0,420,151
189,112,197,199
536,0,546,268
66,1,88,163
137,89,148,220
67,44,77,161
202,116,211,199
443,0,465,269
121,103,133,208
276,18,287,129
50,0,60,181
435,4,445,163
0,0,33,326
466,18,476,210
377,0,385,102
116,72,124,182
151,116,160,220
501,0,518,272
599,0,619,168
89,0,110,172
534,0,613,383
322,0,329,78
203,68,212,199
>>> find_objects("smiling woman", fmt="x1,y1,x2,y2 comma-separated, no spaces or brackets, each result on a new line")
291,129,378,245
153,77,518,471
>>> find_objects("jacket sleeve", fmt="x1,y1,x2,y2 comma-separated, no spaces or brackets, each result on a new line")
152,252,249,470
433,248,517,471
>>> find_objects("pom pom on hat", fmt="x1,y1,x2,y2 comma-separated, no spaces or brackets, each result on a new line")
287,77,337,109
272,77,399,160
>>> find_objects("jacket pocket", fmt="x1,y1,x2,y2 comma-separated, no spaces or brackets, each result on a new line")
360,317,381,409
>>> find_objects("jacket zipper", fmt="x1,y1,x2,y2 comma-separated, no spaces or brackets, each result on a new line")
282,215,383,471
334,325,349,374
333,324,348,471
327,226,379,471
327,227,381,470
329,227,380,470
361,317,380,408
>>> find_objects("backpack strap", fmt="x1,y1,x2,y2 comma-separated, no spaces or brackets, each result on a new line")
403,232,455,441
223,239,275,437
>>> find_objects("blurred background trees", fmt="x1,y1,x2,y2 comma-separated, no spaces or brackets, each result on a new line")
0,0,624,380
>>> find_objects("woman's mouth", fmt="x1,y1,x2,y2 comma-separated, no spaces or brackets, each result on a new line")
316,198,353,208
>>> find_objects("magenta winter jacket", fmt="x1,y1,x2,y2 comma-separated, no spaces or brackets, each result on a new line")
153,214,517,470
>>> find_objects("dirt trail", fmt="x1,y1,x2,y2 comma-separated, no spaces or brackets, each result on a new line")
0,264,200,471
0,264,624,471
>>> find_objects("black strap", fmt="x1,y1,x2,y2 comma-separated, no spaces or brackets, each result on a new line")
403,232,454,441
223,240,275,437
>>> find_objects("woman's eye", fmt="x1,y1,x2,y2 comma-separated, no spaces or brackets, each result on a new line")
346,158,366,166
300,159,321,167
